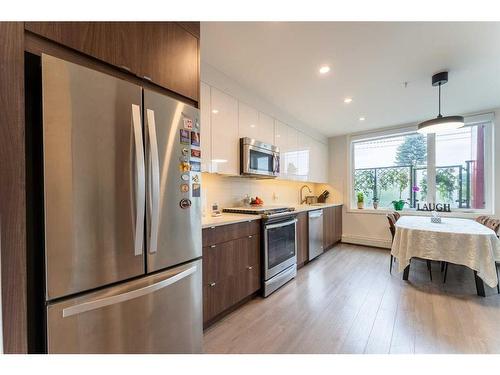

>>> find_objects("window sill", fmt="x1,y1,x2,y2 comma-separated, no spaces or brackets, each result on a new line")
346,207,493,218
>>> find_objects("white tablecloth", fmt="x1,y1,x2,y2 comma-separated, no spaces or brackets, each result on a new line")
391,216,500,288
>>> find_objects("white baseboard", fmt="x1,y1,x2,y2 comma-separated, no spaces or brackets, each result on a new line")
341,234,391,249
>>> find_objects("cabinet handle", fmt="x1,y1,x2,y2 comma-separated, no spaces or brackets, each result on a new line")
248,235,253,239
247,266,253,270
209,282,216,287
210,245,216,248
210,226,216,229
143,75,152,81
119,65,131,72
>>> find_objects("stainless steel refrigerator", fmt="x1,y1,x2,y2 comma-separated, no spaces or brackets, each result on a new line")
41,54,202,353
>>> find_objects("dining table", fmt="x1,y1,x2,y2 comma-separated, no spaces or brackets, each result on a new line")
391,215,500,296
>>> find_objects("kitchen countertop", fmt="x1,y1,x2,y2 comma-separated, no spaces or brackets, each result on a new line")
202,213,262,228
201,203,343,228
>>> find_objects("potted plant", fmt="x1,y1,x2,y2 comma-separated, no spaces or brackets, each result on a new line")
391,199,406,211
372,196,379,210
357,192,364,209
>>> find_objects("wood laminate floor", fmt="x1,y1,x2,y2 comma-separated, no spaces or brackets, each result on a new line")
203,243,500,354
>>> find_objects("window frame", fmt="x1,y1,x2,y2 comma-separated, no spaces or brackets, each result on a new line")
347,113,495,215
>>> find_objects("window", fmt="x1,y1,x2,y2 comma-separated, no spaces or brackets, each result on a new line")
350,114,493,212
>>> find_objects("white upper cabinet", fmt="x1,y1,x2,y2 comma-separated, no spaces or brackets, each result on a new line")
307,138,329,183
200,82,212,172
201,82,329,182
275,120,298,180
296,133,312,181
238,102,259,140
210,88,239,175
319,141,329,183
257,112,275,145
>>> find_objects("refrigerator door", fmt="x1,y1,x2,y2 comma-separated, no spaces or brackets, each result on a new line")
143,90,202,272
46,259,202,353
42,54,145,300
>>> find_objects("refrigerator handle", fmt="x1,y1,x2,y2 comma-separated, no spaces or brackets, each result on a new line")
62,265,197,318
131,104,145,256
146,109,160,254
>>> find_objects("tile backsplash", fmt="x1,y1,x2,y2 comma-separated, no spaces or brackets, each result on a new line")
201,173,334,216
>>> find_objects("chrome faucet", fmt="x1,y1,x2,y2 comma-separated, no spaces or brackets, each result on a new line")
300,185,312,204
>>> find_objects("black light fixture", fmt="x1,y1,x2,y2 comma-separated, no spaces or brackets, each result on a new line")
417,71,464,134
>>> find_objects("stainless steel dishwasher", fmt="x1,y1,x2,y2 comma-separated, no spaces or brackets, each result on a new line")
308,209,324,261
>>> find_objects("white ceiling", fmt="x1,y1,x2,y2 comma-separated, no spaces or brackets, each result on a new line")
201,22,500,137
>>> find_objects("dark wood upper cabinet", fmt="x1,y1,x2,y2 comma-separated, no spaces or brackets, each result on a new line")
25,22,200,102
25,22,142,74
139,23,199,101
177,22,200,38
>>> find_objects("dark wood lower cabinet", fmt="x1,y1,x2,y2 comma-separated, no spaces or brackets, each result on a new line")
296,212,309,268
323,205,343,250
202,221,261,326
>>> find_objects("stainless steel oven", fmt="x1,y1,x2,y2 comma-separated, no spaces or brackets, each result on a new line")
240,137,279,178
263,213,297,296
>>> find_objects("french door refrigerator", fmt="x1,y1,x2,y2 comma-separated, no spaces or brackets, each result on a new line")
41,54,202,353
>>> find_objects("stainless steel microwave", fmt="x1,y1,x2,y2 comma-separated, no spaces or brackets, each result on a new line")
240,137,280,178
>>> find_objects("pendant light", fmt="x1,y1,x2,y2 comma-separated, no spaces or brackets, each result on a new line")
417,71,464,134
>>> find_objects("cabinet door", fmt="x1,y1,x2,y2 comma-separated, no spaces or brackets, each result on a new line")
257,112,275,145
334,206,343,243
308,138,328,183
202,241,238,285
275,120,298,180
210,88,239,175
319,142,329,183
235,234,260,272
139,23,199,101
296,212,309,267
203,276,237,323
235,235,261,298
200,82,212,172
238,102,259,140
297,133,312,181
236,266,261,300
25,22,142,74
322,207,334,249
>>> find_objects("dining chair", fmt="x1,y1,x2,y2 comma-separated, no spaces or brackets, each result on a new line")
386,213,396,273
484,218,500,294
444,217,500,294
475,215,490,225
387,213,432,280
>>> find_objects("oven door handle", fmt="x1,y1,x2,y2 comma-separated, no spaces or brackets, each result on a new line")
265,218,297,230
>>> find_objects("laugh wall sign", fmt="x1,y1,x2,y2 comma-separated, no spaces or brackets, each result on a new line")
416,203,451,212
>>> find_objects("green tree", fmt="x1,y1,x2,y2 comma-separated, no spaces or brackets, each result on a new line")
395,134,427,167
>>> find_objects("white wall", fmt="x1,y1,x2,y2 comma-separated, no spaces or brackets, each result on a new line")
328,109,500,249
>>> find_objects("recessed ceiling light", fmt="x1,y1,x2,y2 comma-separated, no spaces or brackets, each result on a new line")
212,109,219,114
344,98,352,104
319,65,330,74
250,124,256,128
359,117,365,121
